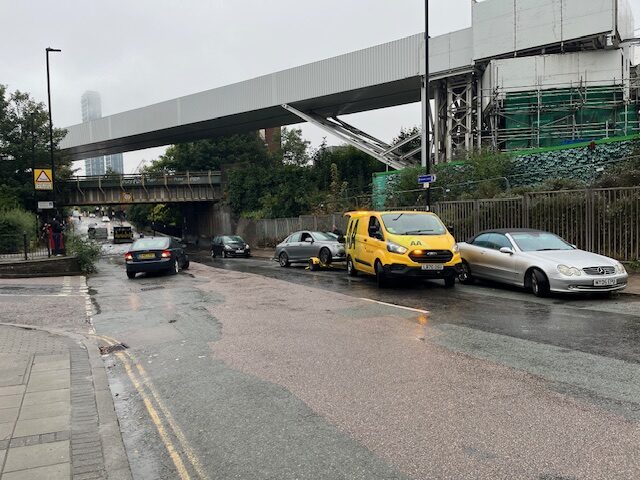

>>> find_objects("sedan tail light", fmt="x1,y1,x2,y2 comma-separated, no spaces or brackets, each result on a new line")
161,250,171,258
124,252,133,261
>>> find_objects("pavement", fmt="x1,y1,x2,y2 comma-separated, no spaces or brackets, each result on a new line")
627,271,640,295
0,276,131,480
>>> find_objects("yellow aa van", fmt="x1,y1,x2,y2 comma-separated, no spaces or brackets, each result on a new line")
344,211,462,288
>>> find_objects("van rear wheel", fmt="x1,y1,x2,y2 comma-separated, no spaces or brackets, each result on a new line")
347,256,358,277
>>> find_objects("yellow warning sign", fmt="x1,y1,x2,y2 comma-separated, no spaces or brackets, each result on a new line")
34,169,53,190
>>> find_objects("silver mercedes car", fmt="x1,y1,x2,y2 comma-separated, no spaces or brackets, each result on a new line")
458,229,628,296
275,231,346,267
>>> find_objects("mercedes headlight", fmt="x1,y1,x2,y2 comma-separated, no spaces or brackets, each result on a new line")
387,241,408,255
224,245,233,250
614,262,627,274
557,264,582,276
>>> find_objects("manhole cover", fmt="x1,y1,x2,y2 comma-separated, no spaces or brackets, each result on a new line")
140,285,165,292
99,343,128,355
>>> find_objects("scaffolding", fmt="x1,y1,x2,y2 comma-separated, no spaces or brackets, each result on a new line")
428,72,640,163
484,81,640,151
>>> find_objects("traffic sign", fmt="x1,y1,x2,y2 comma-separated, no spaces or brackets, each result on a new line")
34,169,53,190
37,201,54,210
418,174,437,184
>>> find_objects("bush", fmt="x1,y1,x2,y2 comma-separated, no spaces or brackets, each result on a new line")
66,234,101,274
0,208,36,253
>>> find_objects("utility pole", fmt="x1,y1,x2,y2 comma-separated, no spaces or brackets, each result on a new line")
422,1,431,210
46,47,61,211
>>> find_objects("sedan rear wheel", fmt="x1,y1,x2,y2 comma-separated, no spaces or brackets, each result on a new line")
171,259,179,275
126,271,136,280
279,252,290,268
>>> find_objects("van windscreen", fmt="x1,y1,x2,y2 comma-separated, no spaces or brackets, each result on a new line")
380,213,446,235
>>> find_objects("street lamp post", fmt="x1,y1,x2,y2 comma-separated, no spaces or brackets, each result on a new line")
422,1,431,210
46,47,61,210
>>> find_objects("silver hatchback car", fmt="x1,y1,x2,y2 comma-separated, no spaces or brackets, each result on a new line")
458,229,628,296
275,231,346,267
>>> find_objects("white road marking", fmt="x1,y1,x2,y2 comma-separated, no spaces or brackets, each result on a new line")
359,297,430,315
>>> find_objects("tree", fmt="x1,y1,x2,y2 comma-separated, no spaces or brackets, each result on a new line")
391,126,422,159
0,85,69,211
311,142,384,195
148,132,270,172
280,127,310,166
324,163,349,213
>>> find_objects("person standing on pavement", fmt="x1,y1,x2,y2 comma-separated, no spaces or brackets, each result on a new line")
51,217,64,255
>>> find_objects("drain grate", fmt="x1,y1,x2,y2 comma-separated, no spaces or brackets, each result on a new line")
140,285,165,292
99,343,128,355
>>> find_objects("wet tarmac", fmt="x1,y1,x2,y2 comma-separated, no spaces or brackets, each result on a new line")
88,253,640,479
191,253,640,364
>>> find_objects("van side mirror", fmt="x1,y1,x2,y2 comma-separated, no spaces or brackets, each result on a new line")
447,224,455,236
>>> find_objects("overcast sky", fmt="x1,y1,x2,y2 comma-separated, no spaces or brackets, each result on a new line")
1,0,638,173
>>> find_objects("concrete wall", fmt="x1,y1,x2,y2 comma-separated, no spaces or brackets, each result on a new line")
0,256,81,277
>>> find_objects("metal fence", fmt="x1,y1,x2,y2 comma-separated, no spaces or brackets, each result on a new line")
255,214,348,247
252,187,640,261
0,233,51,262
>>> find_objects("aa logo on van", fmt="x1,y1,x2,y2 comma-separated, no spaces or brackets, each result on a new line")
410,240,423,246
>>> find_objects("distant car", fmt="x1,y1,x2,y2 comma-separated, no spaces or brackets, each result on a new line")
89,213,96,218
124,237,189,279
211,235,251,258
275,231,346,267
102,216,110,222
458,229,628,296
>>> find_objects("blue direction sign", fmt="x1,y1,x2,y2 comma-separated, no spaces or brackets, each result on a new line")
418,174,437,184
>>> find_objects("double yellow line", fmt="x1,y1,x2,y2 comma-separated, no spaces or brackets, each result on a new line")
97,335,209,480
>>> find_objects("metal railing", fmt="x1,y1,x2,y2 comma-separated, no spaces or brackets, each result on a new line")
62,171,222,189
251,186,640,261
0,233,51,262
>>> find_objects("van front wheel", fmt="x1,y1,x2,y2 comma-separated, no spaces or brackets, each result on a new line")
444,275,456,288
375,261,388,288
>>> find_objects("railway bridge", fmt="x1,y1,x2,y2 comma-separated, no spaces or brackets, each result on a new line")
59,171,221,206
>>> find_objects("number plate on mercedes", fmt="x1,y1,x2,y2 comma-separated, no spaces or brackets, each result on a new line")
421,264,444,271
593,278,617,287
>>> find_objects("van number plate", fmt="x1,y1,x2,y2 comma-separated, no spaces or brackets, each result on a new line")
421,264,444,271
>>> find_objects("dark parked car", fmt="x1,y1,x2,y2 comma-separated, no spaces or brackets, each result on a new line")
211,235,251,258
125,237,189,279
